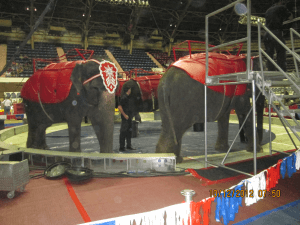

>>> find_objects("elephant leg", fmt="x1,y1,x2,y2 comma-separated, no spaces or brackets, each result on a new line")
156,122,184,163
29,124,49,149
67,120,82,152
238,114,248,143
40,131,50,150
236,110,262,152
156,104,196,163
26,123,37,148
256,95,265,144
36,125,49,149
215,111,230,151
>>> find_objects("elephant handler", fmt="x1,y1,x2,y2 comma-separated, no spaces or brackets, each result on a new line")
118,87,136,152
264,1,292,71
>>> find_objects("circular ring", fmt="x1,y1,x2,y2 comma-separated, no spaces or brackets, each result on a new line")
65,167,93,182
44,161,72,179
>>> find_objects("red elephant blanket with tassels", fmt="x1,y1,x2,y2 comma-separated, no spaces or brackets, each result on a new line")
21,60,86,104
171,52,247,97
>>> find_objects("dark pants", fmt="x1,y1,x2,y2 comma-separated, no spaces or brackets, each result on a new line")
264,30,287,72
119,117,132,149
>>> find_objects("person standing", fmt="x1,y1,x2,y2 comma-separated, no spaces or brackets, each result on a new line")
264,1,292,71
2,98,12,115
118,87,136,152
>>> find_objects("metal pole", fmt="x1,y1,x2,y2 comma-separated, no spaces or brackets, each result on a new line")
181,189,195,202
269,102,272,155
277,114,298,150
290,28,299,77
252,79,257,175
205,13,209,168
247,0,251,80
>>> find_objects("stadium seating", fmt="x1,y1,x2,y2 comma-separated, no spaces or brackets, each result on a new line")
6,41,58,77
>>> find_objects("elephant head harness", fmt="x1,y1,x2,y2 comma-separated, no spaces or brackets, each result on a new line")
21,59,118,104
21,59,118,121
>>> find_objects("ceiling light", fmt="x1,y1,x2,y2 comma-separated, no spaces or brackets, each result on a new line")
234,3,247,16
238,15,266,26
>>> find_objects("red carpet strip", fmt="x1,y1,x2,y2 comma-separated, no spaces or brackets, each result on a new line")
63,177,91,223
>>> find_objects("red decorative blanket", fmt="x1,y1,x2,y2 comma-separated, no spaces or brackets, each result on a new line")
21,61,86,104
172,52,247,97
116,74,162,101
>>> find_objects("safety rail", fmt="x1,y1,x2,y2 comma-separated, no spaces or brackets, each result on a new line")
172,40,244,62
256,16,300,155
257,24,300,96
290,28,300,77
205,0,252,83
203,0,259,175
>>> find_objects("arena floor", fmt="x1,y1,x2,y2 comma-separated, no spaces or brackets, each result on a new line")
1,113,299,225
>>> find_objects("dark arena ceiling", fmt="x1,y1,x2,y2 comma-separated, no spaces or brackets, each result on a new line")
0,0,299,46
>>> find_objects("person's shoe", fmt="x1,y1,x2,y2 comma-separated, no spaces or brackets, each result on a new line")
119,147,126,152
126,146,136,150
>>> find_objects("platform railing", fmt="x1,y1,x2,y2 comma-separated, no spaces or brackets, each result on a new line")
204,0,258,175
290,28,300,77
256,18,300,156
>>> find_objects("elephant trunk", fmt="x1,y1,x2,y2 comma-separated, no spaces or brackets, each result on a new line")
90,91,115,153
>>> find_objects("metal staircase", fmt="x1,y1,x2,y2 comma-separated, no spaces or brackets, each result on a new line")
203,0,300,176
256,24,300,154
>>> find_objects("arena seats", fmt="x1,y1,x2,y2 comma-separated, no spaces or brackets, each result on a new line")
111,47,158,74
6,41,58,77
60,43,85,61
87,45,106,58
4,42,160,77
148,50,190,68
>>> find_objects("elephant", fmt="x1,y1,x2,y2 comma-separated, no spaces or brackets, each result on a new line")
21,59,117,153
238,85,265,145
238,56,267,145
155,65,262,163
115,76,161,119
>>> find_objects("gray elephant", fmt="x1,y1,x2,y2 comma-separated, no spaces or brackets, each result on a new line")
21,59,117,153
238,56,267,145
155,54,262,162
115,76,161,118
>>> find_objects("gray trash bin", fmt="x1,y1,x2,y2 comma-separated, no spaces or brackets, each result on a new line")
193,123,204,132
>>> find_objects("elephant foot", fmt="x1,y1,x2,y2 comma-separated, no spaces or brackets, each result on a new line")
215,144,230,152
240,137,248,143
42,145,50,150
246,146,263,153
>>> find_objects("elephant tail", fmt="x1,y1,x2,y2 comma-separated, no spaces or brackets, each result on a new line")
161,77,178,146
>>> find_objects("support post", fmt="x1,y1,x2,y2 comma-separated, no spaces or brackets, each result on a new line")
252,79,257,175
181,189,195,202
129,34,134,55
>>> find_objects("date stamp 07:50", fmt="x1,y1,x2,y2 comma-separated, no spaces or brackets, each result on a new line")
209,189,281,198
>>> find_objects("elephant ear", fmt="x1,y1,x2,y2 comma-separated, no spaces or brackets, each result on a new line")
70,63,84,94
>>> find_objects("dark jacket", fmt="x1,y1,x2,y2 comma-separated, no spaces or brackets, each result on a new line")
119,94,133,118
265,5,291,30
